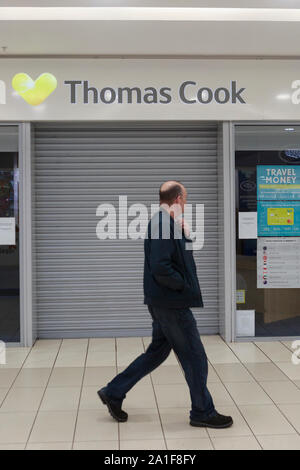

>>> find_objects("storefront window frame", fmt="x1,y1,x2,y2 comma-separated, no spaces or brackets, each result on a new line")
232,121,300,343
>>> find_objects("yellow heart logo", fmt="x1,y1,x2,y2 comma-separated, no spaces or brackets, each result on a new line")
12,72,57,106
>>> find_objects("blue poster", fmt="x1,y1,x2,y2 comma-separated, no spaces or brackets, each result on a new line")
257,165,300,200
257,200,300,236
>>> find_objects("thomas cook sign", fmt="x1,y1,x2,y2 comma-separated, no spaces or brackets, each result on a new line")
63,79,246,105
0,58,300,120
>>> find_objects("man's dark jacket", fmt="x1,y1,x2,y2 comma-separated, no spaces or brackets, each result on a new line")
143,208,203,308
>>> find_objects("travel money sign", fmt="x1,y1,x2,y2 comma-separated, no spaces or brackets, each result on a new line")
257,165,300,236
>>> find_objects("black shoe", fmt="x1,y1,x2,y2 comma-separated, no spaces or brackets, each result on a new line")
97,388,128,423
190,412,233,429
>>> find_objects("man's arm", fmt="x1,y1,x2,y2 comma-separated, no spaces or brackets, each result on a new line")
150,238,185,291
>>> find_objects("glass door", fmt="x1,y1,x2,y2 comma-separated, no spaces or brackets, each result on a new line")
235,124,300,338
0,126,20,343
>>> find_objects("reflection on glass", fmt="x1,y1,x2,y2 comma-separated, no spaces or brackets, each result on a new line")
235,125,300,337
0,127,20,343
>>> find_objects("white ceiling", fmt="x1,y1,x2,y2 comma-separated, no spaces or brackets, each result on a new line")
1,1,300,7
1,4,300,56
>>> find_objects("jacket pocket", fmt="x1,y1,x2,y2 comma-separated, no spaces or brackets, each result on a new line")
173,264,189,292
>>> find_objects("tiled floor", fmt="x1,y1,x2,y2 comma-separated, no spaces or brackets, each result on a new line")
1,336,300,450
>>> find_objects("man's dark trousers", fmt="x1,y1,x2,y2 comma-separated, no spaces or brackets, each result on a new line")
104,305,216,421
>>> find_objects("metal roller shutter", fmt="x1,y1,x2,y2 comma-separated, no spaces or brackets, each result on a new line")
33,122,219,338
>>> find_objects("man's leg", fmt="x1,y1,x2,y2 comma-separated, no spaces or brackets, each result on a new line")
103,306,172,405
151,306,216,422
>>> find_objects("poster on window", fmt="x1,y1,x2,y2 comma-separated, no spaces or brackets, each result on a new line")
257,200,300,236
257,237,300,288
257,165,300,201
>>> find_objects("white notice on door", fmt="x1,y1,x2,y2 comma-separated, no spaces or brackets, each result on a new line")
236,310,255,337
0,218,15,245
239,212,257,239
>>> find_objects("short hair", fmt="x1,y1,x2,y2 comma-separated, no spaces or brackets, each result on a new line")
159,181,184,205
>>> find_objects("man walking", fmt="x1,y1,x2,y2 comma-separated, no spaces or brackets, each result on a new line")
98,181,233,429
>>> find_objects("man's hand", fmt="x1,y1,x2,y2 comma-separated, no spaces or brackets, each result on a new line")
180,219,191,239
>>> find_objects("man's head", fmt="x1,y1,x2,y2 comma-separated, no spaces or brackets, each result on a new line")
159,180,187,216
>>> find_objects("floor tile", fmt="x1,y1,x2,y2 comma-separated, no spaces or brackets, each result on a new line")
207,382,235,407
224,382,273,405
142,337,151,348
3,347,31,353
73,440,118,450
86,351,116,367
239,404,296,435
159,408,208,439
212,436,261,450
0,443,26,450
260,381,300,404
14,368,51,388
4,337,300,452
88,338,116,353
278,404,300,433
117,337,144,353
83,366,117,387
213,363,254,383
0,388,8,405
207,364,221,383
29,411,77,443
155,384,190,408
206,406,253,438
245,363,289,382
121,440,166,450
0,412,36,443
205,344,239,364
166,437,213,450
0,369,19,388
202,335,226,346
80,386,104,410
40,387,81,411
74,410,118,442
60,339,88,351
23,351,57,369
119,408,163,441
151,365,184,385
257,434,300,450
117,337,144,346
228,343,270,364
26,442,72,450
0,387,44,412
124,385,157,409
255,342,293,362
160,352,179,366
31,340,61,351
276,362,300,381
281,341,294,352
54,351,87,368
48,367,84,387
0,349,30,369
